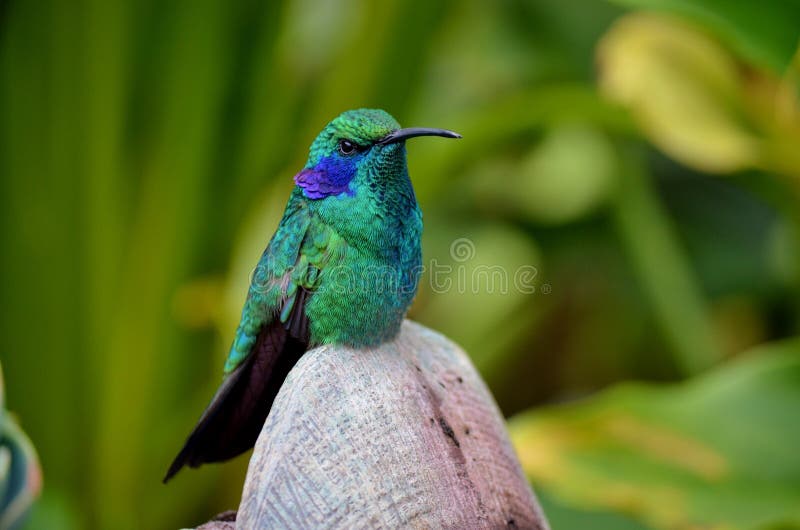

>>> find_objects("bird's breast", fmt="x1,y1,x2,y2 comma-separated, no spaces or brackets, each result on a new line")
305,215,422,348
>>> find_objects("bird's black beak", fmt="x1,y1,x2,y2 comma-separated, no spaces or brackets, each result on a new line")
377,127,462,145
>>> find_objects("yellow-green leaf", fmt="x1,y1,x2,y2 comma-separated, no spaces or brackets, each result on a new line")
509,339,800,530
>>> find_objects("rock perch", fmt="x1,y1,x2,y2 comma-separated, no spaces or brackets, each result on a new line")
199,320,548,529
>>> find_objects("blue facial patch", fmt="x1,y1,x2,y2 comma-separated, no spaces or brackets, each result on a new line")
295,155,359,199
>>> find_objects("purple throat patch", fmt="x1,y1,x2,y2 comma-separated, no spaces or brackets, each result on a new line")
295,155,358,199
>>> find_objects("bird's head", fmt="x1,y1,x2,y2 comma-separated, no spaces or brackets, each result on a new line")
295,109,460,200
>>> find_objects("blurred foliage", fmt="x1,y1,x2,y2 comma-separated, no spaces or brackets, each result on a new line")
0,0,798,529
0,364,42,530
511,339,800,529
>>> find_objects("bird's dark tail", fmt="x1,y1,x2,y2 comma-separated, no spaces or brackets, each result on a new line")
163,319,308,482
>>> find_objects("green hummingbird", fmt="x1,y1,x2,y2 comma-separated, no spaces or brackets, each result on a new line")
164,109,460,482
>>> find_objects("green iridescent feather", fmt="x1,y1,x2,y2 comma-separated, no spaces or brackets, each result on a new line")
165,109,459,481
225,110,422,372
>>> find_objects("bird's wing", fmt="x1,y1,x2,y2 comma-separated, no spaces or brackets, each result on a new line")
164,192,344,482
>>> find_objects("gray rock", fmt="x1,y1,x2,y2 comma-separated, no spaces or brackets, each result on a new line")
234,320,549,530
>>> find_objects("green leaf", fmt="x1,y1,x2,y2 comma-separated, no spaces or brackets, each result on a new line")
612,148,720,374
609,0,800,73
537,490,656,530
509,339,800,530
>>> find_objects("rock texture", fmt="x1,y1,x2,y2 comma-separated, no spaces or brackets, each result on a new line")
234,320,548,529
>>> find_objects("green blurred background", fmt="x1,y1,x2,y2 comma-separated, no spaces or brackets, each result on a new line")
1,0,799,528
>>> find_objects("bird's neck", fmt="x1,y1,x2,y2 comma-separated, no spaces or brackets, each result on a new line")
312,168,419,260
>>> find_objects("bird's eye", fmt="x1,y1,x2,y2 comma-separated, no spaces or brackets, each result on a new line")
338,139,357,156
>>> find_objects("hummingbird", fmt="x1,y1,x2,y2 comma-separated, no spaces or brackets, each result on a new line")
164,109,460,482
